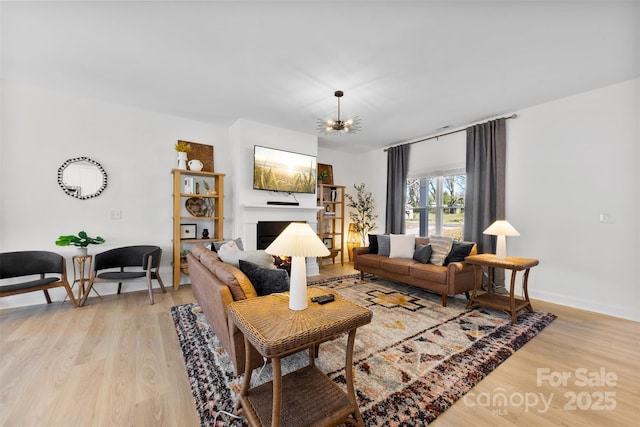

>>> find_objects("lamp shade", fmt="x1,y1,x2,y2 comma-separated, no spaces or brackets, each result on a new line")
483,220,520,237
265,222,330,257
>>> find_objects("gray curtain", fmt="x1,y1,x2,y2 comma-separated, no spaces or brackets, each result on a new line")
463,118,506,288
385,144,410,234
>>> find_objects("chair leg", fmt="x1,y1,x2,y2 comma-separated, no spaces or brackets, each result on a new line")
147,277,154,305
43,289,52,304
80,273,97,306
155,272,167,293
117,283,122,294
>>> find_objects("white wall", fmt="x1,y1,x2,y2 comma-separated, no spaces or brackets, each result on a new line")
0,81,230,308
507,78,639,321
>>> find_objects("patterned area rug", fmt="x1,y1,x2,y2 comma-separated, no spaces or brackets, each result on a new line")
171,274,556,426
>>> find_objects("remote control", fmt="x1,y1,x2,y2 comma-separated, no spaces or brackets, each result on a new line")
313,294,335,304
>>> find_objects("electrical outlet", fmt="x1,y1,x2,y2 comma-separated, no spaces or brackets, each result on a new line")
110,210,122,220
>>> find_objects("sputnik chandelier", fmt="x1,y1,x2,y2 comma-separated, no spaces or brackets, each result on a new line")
317,90,361,135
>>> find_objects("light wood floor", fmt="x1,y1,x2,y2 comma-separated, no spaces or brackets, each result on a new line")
1,263,638,426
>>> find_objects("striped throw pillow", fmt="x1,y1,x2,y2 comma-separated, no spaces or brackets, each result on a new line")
428,236,454,266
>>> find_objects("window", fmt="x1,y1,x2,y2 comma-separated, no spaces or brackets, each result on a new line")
405,173,466,240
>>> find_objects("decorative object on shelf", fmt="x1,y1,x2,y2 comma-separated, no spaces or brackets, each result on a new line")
183,177,195,194
55,230,106,255
202,180,217,196
188,159,204,171
346,182,378,246
317,163,333,185
317,90,361,135
201,228,209,239
330,188,337,202
57,157,108,200
323,237,333,249
318,169,328,184
179,250,190,261
175,141,192,170
265,222,330,311
183,141,215,172
180,224,197,239
483,220,520,259
185,197,206,216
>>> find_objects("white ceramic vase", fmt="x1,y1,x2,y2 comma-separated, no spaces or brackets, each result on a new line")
177,151,188,170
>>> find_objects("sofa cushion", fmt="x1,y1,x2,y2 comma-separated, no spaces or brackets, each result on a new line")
356,254,381,269
239,260,289,296
200,257,256,301
379,257,416,275
429,236,453,266
444,241,475,265
409,263,448,283
389,234,416,258
218,248,276,269
368,234,379,254
413,244,433,264
212,238,244,252
377,234,391,256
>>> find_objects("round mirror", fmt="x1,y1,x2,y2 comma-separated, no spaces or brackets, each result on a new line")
57,157,108,199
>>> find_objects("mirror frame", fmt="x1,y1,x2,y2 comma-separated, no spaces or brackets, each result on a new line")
57,156,108,200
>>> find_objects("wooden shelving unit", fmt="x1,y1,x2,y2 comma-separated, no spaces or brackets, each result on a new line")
172,169,224,290
317,184,345,268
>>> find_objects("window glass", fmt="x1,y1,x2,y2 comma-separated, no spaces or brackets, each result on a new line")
406,174,465,240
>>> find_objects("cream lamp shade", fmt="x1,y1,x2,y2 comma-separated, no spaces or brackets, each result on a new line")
483,220,520,260
265,222,330,310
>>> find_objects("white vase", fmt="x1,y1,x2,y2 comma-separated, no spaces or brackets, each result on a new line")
177,152,188,170
77,247,88,256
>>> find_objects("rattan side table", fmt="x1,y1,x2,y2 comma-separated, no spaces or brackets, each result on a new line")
465,254,539,322
228,287,372,427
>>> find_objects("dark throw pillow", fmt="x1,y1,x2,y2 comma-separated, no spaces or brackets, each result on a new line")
444,241,475,265
413,244,433,264
368,234,379,254
377,234,391,257
239,259,289,296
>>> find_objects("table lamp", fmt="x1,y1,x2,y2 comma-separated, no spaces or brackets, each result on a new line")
483,220,520,259
265,222,330,310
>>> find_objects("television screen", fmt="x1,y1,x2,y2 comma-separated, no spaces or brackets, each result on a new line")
253,145,317,194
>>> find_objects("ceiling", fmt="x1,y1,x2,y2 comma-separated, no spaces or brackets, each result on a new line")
2,1,639,153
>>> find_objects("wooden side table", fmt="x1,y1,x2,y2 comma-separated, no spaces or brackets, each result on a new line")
70,255,100,305
228,287,372,427
465,254,539,323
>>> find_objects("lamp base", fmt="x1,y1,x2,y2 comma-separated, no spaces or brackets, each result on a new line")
288,256,307,310
495,235,507,260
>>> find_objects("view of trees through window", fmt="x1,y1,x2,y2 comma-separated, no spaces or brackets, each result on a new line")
405,174,466,240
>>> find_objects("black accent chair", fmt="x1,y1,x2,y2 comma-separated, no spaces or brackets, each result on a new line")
81,245,166,306
0,251,78,307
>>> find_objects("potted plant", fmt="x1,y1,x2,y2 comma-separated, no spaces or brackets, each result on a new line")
317,170,329,184
55,231,106,256
345,183,378,246
174,141,192,170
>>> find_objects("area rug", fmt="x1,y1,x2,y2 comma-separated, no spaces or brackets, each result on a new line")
171,274,556,426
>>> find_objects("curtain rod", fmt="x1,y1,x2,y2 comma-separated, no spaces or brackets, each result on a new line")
383,113,517,152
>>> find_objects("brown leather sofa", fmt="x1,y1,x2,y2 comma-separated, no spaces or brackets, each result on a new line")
187,244,263,375
353,238,479,306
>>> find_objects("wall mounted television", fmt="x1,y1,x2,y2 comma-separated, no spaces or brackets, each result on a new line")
253,145,317,194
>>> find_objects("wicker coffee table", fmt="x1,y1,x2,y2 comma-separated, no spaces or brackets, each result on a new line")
228,287,372,427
